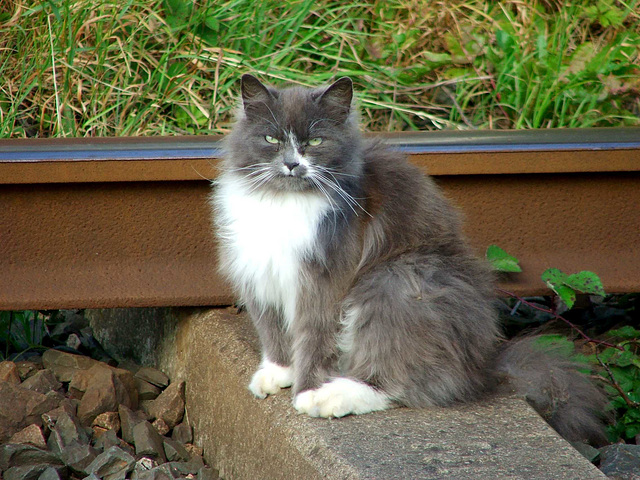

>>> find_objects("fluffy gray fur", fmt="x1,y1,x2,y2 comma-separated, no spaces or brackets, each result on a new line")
212,74,608,445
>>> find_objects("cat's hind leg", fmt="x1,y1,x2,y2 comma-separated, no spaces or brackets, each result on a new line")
332,254,497,410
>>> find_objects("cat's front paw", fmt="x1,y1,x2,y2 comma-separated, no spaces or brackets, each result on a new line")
249,359,293,399
293,378,391,418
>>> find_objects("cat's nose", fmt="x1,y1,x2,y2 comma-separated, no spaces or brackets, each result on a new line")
284,159,300,172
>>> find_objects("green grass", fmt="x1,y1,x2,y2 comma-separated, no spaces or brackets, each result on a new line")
0,0,638,137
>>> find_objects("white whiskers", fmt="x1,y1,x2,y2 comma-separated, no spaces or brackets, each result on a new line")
229,161,371,219
310,165,371,218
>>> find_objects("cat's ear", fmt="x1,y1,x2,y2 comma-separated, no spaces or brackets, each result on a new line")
240,74,273,109
318,77,353,123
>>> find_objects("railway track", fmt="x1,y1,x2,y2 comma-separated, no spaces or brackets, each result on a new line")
1,129,639,310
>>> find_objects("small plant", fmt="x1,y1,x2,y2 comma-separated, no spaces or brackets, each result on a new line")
487,244,640,443
486,245,521,273
0,310,48,360
541,268,606,310
593,326,640,441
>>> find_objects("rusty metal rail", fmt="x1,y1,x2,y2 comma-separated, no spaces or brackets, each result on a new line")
1,128,639,310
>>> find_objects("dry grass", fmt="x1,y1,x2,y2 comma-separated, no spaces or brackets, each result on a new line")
1,0,639,137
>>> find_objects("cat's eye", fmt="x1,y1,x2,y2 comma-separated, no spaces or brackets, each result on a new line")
308,137,323,146
265,135,280,144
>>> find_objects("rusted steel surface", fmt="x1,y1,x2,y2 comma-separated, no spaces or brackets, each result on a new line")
1,129,639,310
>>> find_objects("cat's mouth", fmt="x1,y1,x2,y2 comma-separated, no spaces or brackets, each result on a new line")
267,169,314,192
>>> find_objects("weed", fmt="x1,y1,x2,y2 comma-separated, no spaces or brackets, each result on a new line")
1,0,638,137
489,245,640,443
0,310,48,359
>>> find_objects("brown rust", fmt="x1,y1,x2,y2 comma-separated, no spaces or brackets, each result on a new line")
1,131,639,309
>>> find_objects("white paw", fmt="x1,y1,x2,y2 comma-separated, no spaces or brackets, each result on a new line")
293,378,391,418
248,359,293,399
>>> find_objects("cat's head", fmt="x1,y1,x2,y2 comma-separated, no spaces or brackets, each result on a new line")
225,75,363,193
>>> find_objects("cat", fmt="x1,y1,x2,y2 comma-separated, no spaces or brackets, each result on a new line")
211,74,608,445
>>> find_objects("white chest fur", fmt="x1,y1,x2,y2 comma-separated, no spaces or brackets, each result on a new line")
214,174,331,328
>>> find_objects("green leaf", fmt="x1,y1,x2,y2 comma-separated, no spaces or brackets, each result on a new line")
541,268,576,309
624,423,640,439
566,271,605,296
486,245,522,273
615,350,635,368
599,346,621,362
608,326,640,340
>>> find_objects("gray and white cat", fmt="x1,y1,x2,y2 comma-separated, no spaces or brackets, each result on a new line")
212,75,607,444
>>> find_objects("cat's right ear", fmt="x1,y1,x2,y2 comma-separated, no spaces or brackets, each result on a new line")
241,74,272,109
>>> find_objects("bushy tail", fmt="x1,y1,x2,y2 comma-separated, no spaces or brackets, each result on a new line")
495,337,610,446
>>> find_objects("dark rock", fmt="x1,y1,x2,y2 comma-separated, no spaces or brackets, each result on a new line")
183,444,203,458
0,361,21,384
599,443,640,479
74,365,138,425
92,411,120,432
571,441,600,463
59,444,99,476
77,386,117,425
93,429,120,453
131,456,158,480
171,422,192,445
4,464,66,480
0,381,60,442
117,360,141,375
37,466,63,480
135,378,161,401
162,456,205,476
155,464,181,478
47,411,90,453
9,424,47,449
160,462,193,477
185,453,205,472
132,464,175,480
66,333,82,351
133,421,167,463
24,390,62,426
92,429,135,458
0,444,63,470
85,446,135,480
163,438,190,462
92,425,109,440
15,361,42,381
49,311,88,337
20,369,63,395
118,405,147,445
147,381,185,429
41,400,77,434
134,368,169,389
139,400,155,418
152,418,170,436
42,349,98,383
47,411,96,475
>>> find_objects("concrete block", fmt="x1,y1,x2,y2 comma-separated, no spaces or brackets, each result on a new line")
154,308,605,480
87,307,606,479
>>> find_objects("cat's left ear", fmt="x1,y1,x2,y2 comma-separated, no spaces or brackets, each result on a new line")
317,77,353,123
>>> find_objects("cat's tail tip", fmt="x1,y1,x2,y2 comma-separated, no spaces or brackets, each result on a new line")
495,336,610,446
